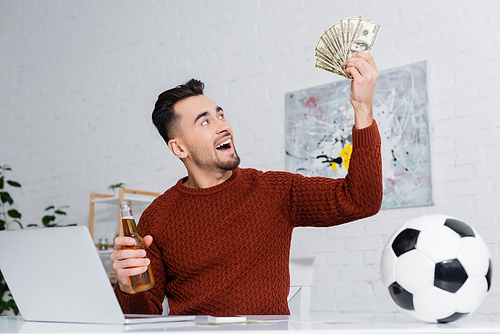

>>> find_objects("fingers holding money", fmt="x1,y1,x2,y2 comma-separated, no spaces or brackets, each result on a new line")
344,52,378,82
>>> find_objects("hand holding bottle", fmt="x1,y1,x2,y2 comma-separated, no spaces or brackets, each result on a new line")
110,235,154,295
110,200,155,294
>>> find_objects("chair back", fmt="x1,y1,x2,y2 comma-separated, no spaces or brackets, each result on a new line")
288,257,315,315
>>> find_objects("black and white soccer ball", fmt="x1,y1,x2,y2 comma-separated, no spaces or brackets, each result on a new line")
381,214,493,323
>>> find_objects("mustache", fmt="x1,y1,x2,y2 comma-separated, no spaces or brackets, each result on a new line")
214,132,233,145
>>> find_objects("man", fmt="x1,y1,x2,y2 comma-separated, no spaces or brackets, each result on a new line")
110,52,383,315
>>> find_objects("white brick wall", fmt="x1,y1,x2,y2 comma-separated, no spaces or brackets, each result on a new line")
1,0,499,321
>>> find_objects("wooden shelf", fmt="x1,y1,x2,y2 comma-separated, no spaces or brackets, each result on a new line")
91,195,155,204
91,192,159,204
97,248,113,255
89,188,160,244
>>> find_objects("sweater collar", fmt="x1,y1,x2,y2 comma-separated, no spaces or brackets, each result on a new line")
175,168,241,195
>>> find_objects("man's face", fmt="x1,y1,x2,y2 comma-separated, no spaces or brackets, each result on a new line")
173,95,240,171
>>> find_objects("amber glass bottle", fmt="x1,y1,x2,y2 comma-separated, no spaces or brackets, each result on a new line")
119,200,155,292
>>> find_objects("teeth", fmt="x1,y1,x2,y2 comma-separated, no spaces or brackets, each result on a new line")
216,139,231,149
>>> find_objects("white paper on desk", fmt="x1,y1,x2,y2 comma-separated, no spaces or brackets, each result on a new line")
207,316,247,324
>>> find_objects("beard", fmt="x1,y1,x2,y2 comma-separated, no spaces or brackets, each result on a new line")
189,145,241,171
215,154,241,171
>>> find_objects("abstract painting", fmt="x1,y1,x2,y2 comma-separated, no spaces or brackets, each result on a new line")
285,61,432,209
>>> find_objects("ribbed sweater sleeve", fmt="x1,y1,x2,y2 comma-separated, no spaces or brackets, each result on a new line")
289,120,383,227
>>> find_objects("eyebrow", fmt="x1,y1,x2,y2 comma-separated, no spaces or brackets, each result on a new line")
194,106,224,124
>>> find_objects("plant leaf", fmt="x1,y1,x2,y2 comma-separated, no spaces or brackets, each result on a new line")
0,300,7,313
42,215,56,226
47,223,57,228
27,224,39,227
108,182,126,191
45,206,55,211
0,219,5,230
6,299,19,315
7,209,21,219
6,180,21,187
0,192,13,205
12,220,23,229
54,210,67,215
0,177,3,189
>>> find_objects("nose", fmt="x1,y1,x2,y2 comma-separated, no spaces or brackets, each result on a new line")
215,118,231,135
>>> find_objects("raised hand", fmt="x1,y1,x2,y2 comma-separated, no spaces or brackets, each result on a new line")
343,52,379,129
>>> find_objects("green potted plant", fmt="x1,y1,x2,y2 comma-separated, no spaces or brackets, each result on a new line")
0,165,22,231
108,182,126,196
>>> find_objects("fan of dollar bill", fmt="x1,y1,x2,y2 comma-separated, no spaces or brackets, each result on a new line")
315,16,381,79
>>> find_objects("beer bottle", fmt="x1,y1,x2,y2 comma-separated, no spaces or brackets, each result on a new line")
119,200,155,292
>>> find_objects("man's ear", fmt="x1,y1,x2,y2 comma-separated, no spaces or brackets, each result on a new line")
168,139,188,159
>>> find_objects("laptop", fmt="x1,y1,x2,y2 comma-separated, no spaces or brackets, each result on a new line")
0,226,194,325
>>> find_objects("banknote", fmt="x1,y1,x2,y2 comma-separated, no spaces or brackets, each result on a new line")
314,16,381,79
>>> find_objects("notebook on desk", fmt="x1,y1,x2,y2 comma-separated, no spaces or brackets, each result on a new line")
0,226,194,325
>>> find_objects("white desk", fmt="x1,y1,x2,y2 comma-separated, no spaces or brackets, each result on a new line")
1,314,499,334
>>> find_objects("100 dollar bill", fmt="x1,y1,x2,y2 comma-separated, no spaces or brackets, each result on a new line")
314,17,381,79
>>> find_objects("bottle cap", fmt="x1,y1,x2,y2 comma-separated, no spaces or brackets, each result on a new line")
119,200,132,209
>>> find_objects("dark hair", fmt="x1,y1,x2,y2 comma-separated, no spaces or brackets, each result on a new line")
152,78,205,144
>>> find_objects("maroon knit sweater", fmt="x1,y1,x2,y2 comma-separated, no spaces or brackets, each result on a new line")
115,121,382,316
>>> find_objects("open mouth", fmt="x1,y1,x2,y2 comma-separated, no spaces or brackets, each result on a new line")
215,138,232,151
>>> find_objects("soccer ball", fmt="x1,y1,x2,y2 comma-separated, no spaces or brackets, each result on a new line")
380,214,493,323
